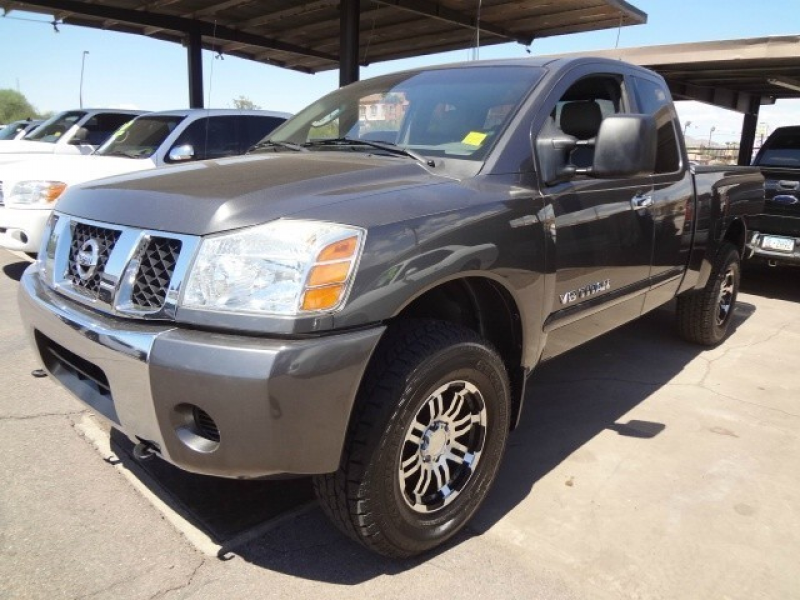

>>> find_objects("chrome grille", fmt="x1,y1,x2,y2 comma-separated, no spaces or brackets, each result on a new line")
43,213,200,320
67,223,121,296
131,237,183,310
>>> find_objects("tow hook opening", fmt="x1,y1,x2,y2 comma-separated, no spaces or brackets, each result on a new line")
133,439,159,462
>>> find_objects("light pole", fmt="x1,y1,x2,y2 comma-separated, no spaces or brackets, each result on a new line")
683,120,692,136
707,126,716,150
758,122,769,146
79,51,89,108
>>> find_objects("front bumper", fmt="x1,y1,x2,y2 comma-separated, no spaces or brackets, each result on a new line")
18,266,385,478
0,206,51,253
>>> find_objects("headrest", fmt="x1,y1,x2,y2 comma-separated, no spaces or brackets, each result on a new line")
560,101,603,140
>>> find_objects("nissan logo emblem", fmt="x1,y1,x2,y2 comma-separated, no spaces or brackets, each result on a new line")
76,239,100,281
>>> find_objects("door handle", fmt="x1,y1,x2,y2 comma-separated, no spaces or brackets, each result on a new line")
631,193,654,209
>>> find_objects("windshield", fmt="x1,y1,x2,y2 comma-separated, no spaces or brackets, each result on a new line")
25,111,86,143
266,66,543,162
97,115,186,159
0,120,30,140
757,129,800,168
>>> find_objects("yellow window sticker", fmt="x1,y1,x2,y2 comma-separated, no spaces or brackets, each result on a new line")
113,120,133,137
462,131,488,147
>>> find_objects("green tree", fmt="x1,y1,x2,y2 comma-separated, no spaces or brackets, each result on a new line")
232,95,261,110
0,89,39,123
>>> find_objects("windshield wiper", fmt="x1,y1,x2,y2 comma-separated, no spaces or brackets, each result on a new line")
303,138,435,167
248,139,307,153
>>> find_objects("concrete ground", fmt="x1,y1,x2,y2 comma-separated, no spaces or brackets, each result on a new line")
1,248,798,600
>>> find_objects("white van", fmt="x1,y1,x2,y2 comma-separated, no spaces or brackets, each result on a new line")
0,108,290,253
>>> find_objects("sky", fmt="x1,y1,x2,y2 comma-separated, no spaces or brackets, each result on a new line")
0,0,798,146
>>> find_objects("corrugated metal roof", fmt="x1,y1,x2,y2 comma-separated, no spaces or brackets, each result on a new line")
3,0,647,73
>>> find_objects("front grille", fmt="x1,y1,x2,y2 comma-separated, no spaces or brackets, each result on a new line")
131,237,183,310
67,222,121,296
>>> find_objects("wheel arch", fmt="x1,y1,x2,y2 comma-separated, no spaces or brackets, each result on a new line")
722,217,747,257
388,275,529,428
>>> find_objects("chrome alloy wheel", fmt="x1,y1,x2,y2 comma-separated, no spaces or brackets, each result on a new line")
398,380,487,513
716,265,736,326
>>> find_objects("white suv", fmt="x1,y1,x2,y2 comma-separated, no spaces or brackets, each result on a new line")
0,109,290,253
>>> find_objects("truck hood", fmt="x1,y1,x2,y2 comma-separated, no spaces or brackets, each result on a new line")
55,153,450,236
0,154,155,190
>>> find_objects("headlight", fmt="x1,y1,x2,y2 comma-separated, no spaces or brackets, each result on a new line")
182,220,366,316
8,180,67,206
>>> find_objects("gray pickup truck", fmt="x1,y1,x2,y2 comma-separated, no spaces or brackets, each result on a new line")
19,57,764,557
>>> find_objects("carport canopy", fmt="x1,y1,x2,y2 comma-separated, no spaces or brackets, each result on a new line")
544,35,800,164
4,0,646,104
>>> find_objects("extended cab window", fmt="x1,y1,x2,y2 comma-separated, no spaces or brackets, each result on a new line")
632,77,681,174
239,116,286,152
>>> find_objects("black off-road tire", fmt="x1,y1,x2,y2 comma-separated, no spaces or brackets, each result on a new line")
313,320,510,558
676,242,741,346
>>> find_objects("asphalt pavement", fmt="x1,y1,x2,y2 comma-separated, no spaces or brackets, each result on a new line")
1,248,798,600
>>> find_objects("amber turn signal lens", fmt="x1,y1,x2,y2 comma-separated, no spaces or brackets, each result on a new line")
308,262,350,287
44,183,68,203
301,285,344,311
317,236,358,261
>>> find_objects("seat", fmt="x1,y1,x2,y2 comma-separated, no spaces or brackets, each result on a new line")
560,101,603,168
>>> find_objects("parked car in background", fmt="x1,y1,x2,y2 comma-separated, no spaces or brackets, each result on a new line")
0,109,143,165
0,108,290,253
0,119,43,141
747,126,800,267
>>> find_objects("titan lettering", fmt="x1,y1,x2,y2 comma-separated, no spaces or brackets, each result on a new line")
559,279,611,305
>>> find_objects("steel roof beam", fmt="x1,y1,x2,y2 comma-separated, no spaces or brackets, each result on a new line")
12,0,339,62
370,0,533,45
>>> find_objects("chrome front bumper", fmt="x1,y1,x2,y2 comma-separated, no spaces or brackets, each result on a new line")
18,265,385,478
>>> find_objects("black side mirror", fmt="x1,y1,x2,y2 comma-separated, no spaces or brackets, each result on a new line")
536,116,578,185
592,114,657,178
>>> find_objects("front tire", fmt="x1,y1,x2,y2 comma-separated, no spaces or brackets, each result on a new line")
313,320,510,557
676,242,741,345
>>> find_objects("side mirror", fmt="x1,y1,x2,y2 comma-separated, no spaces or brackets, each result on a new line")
592,115,656,178
536,116,579,185
168,144,195,162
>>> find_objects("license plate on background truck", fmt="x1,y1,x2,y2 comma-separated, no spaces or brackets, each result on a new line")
761,236,795,253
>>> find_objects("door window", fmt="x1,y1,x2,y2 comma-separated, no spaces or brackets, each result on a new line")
538,75,625,173
170,117,239,161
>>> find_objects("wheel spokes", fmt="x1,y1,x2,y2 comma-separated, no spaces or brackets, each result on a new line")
398,381,487,514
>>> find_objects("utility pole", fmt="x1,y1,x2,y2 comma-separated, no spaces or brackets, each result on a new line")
79,51,89,108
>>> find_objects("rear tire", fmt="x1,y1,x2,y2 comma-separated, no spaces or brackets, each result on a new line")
676,242,740,346
313,320,510,558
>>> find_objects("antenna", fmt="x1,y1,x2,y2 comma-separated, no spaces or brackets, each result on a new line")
204,19,218,159
472,0,483,61
614,13,623,50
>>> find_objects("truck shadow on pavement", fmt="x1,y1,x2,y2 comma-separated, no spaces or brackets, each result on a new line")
226,301,755,582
